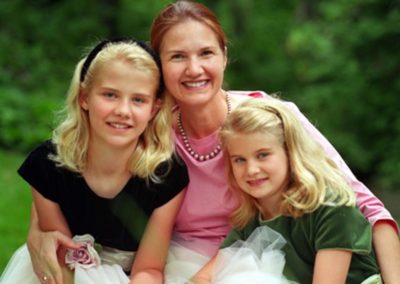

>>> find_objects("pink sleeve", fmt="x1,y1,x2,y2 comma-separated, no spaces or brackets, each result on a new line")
283,100,399,234
240,90,398,234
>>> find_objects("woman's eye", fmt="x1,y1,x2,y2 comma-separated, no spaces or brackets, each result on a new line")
201,50,214,57
171,54,184,61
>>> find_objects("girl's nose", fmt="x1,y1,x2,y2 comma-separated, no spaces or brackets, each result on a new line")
246,161,260,176
114,99,130,117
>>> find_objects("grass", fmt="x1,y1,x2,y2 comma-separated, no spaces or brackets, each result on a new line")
0,149,31,273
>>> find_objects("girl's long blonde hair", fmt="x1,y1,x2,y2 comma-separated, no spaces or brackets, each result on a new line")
51,40,174,182
220,98,356,229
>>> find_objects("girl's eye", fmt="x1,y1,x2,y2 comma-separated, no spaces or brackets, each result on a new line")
232,157,245,164
103,92,116,99
257,152,269,159
132,97,145,104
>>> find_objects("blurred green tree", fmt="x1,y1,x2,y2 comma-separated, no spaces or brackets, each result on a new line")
0,0,398,189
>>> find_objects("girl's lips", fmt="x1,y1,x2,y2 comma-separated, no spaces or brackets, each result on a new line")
247,177,268,187
107,122,132,129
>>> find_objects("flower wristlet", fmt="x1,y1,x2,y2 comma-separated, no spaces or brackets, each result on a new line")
65,234,101,270
64,234,130,284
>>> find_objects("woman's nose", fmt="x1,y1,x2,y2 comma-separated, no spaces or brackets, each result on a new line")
185,57,202,76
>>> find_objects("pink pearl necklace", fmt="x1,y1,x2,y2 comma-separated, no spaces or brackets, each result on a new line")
177,93,232,162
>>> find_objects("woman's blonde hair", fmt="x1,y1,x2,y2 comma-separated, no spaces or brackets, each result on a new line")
51,40,174,182
219,98,356,229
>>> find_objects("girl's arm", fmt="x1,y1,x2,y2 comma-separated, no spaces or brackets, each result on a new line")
31,188,70,234
190,254,218,284
130,190,185,284
372,221,400,284
30,188,78,284
313,249,352,284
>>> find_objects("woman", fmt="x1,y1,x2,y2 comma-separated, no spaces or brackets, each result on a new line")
0,39,188,284
151,1,399,283
26,1,400,283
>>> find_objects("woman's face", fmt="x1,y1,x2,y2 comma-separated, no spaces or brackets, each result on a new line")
159,20,227,108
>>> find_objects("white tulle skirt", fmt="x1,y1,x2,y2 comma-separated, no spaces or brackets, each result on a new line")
165,226,296,284
0,245,41,284
164,240,211,284
0,244,130,284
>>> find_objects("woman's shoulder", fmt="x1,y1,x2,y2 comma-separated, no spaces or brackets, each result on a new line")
228,90,280,108
227,90,269,98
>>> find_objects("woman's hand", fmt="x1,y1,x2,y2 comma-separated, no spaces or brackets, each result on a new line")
372,220,400,284
28,229,79,284
28,204,79,284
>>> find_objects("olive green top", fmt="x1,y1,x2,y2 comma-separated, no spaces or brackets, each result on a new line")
222,205,380,283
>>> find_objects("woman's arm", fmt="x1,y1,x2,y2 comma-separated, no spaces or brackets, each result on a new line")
190,254,218,284
130,190,185,284
313,249,352,284
372,220,400,284
280,101,400,280
29,189,78,284
246,92,397,229
281,100,396,227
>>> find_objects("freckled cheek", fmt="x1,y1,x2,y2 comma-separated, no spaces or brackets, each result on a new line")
138,108,155,123
93,104,114,116
233,168,245,184
162,66,181,85
210,62,225,77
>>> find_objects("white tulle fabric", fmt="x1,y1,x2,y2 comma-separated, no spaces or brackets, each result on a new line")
74,264,129,284
165,241,211,284
165,226,296,284
0,245,41,284
0,244,129,284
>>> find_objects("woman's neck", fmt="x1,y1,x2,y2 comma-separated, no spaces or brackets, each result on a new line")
178,90,229,139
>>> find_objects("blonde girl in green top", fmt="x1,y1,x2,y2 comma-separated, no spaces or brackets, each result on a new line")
191,98,380,284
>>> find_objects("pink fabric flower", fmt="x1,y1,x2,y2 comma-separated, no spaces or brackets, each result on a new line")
65,234,101,269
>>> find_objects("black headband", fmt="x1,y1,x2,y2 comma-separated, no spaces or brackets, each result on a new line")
79,37,164,97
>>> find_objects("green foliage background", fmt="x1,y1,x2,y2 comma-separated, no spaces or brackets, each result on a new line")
1,0,399,188
0,0,399,271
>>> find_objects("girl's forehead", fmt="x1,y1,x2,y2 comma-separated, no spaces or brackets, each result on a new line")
228,132,280,149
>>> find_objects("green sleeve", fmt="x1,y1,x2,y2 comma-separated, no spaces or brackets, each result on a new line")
220,229,244,248
313,205,372,254
220,217,259,248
